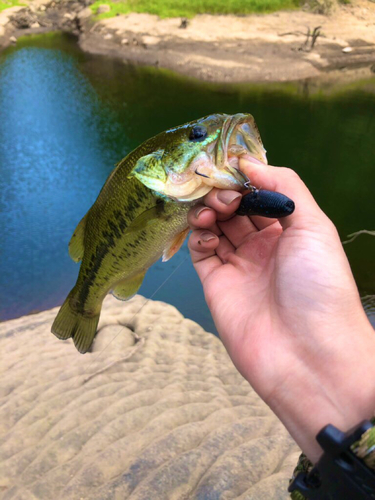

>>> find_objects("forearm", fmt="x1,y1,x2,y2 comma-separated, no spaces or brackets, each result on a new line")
263,318,375,463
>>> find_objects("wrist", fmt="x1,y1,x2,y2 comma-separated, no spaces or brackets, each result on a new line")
265,321,375,463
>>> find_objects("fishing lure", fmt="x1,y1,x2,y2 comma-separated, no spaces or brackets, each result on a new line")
236,188,295,218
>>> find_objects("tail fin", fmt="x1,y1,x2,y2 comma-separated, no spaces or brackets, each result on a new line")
51,297,100,354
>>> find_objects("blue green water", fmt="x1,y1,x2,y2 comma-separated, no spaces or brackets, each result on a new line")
1,33,374,331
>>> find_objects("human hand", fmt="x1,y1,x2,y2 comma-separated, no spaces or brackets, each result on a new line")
188,156,375,462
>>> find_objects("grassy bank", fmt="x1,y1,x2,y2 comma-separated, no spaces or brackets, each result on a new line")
0,0,24,12
90,0,301,19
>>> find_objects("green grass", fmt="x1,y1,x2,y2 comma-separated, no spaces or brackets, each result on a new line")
0,0,25,12
90,0,301,20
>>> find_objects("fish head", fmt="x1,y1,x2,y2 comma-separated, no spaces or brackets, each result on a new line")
130,113,267,202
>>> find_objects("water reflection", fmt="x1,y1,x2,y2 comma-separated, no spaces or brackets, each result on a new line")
0,33,374,333
0,43,127,319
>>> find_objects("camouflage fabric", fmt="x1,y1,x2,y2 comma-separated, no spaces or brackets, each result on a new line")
289,417,375,499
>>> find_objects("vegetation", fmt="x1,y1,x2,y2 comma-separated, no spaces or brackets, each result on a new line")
90,0,301,20
0,0,24,12
303,0,350,14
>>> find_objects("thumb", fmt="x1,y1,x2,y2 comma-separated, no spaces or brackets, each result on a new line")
239,156,328,230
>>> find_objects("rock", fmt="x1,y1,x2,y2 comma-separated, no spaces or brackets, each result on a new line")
104,33,113,39
0,295,299,499
40,5,46,11
97,4,111,14
77,7,92,20
142,35,160,46
121,37,129,45
9,35,17,43
30,21,40,29
342,46,353,53
12,10,38,29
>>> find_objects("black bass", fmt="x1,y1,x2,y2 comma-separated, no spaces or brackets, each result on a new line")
51,113,267,353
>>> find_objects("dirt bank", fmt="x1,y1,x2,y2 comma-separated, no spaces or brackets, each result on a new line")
1,0,375,83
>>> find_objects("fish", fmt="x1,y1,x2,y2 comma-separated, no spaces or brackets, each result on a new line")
51,113,267,353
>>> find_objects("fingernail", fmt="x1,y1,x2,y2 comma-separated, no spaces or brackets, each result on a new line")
195,206,210,219
217,191,242,205
200,232,216,242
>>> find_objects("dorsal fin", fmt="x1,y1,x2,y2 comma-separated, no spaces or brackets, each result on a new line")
68,213,87,263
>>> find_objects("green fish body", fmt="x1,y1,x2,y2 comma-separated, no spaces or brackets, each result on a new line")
52,113,267,353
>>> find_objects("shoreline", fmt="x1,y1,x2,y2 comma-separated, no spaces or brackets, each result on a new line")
0,1,375,84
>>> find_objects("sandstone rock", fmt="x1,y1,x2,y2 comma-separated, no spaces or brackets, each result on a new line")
97,4,111,14
77,7,92,20
0,5,23,27
142,35,160,46
12,10,38,29
0,295,299,499
9,35,16,43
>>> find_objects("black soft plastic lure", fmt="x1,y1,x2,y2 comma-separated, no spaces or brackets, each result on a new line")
236,189,295,218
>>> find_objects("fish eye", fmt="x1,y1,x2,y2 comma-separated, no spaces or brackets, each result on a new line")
189,126,207,142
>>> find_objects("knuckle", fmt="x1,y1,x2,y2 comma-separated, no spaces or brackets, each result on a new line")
279,167,301,182
203,188,217,206
324,216,339,236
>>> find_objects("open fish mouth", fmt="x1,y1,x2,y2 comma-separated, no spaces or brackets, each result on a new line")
216,113,267,170
130,113,267,202
171,113,267,202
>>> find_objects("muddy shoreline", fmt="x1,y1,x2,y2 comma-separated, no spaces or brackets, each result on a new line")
1,1,375,84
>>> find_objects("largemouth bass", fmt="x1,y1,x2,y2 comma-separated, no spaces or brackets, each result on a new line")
51,113,267,353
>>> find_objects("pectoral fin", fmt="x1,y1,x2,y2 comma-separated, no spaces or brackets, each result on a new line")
162,228,190,262
69,213,87,263
125,203,167,234
112,271,146,301
129,149,167,193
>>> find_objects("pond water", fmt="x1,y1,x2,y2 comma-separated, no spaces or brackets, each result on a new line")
1,32,374,332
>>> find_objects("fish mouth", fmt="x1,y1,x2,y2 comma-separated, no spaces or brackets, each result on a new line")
164,114,267,202
185,114,267,197
216,113,267,172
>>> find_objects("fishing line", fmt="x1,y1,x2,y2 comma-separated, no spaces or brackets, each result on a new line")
72,253,190,385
